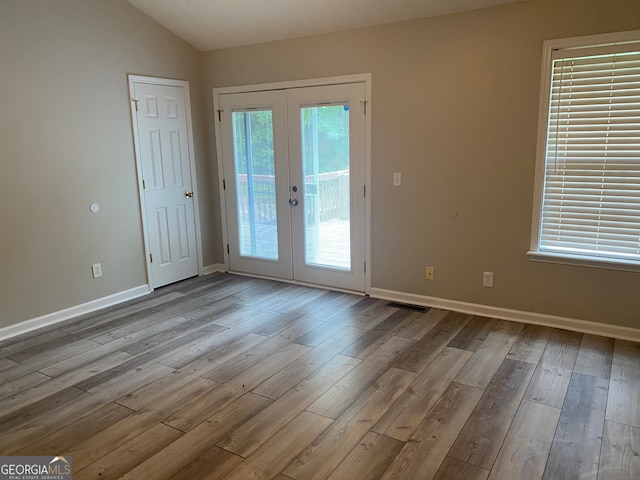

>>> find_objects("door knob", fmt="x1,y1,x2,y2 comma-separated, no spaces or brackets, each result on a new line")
289,198,299,207
185,191,194,198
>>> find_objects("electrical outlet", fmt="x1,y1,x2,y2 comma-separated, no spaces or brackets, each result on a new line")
425,266,434,280
483,271,494,288
91,263,103,279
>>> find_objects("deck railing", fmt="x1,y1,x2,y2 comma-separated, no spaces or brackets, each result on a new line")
236,170,349,224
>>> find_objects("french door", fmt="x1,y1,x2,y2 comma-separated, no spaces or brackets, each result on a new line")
218,82,366,292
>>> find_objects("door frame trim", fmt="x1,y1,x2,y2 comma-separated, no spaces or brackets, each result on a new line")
128,74,204,290
213,73,372,293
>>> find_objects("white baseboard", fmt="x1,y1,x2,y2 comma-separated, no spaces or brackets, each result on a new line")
0,285,150,342
370,287,640,342
6,282,636,344
202,264,226,276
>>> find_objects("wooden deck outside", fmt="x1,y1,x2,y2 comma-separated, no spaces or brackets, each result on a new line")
240,219,351,269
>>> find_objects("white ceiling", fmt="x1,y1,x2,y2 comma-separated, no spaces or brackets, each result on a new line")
127,0,527,51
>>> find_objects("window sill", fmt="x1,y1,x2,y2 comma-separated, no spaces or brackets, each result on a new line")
527,251,640,273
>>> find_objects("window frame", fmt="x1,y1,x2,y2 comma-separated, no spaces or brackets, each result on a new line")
528,29,640,272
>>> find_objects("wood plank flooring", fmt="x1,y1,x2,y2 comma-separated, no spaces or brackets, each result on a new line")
0,273,638,480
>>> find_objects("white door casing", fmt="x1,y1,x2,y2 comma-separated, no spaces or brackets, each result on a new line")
129,76,202,289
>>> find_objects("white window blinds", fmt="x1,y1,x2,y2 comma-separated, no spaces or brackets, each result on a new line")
539,44,640,263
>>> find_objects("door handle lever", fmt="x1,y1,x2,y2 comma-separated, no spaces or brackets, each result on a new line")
185,191,194,198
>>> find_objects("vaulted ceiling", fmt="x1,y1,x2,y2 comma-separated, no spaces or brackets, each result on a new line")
127,0,527,51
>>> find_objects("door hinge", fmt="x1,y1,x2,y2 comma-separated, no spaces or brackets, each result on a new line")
149,253,153,263
223,179,226,190
217,109,223,122
360,100,368,115
364,185,366,197
142,179,146,189
227,244,230,254
132,98,139,112
364,261,367,273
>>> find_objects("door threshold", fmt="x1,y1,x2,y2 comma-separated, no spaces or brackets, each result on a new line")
229,271,366,296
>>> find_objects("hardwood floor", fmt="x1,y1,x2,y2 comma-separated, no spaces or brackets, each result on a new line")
1,273,638,480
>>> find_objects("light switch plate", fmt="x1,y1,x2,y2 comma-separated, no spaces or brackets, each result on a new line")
92,263,103,279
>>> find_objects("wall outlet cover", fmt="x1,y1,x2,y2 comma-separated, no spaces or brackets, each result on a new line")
426,266,434,280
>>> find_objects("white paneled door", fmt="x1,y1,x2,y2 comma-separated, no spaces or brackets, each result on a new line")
218,82,366,292
130,78,199,288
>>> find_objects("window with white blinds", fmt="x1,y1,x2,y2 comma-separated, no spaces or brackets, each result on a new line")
531,33,640,269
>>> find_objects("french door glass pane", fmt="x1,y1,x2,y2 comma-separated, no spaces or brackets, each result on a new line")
300,105,351,270
232,110,278,260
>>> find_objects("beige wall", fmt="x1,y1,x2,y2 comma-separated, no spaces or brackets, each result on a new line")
203,0,640,328
0,0,215,328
